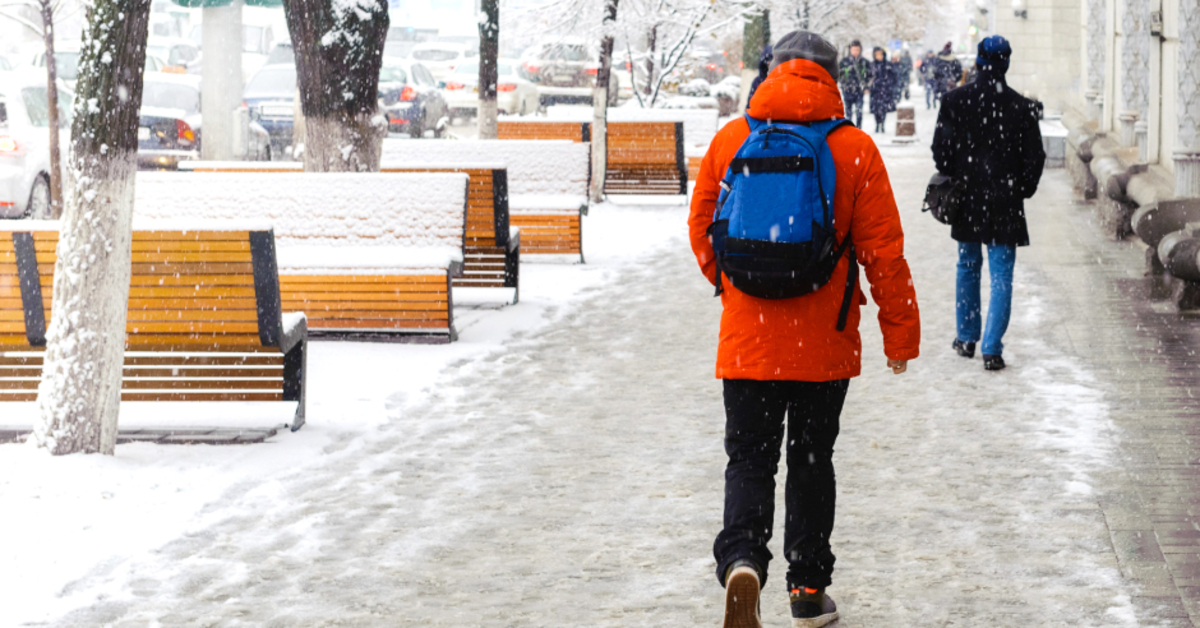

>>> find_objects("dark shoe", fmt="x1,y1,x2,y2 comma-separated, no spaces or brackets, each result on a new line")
790,586,838,628
723,560,762,628
983,354,1006,371
952,339,976,358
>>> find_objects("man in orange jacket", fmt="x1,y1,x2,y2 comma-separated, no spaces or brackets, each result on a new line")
689,31,920,628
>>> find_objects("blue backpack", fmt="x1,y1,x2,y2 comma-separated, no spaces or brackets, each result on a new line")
708,115,858,331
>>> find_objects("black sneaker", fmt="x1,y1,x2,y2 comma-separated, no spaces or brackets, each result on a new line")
952,339,976,358
723,560,762,628
983,354,1006,371
790,586,838,628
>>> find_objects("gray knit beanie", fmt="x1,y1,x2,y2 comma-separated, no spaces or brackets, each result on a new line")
769,31,839,81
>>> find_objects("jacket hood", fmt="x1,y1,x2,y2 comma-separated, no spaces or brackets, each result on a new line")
747,58,845,122
937,52,956,61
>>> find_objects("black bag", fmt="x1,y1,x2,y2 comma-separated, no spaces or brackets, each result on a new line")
922,173,963,225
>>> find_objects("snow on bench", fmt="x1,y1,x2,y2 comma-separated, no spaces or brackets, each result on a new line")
134,171,470,342
381,139,589,259
178,161,521,297
495,120,687,196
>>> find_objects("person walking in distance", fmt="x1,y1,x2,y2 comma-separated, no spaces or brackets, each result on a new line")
869,47,897,133
920,49,937,109
837,39,869,128
933,35,1045,371
690,29,921,628
898,48,913,100
932,42,962,105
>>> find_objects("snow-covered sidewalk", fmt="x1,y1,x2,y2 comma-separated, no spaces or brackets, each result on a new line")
3,112,1142,626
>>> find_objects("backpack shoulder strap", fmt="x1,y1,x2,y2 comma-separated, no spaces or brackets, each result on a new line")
810,118,852,139
743,114,769,134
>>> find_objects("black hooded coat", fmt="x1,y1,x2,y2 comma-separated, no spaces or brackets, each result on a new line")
932,66,1046,246
869,49,895,116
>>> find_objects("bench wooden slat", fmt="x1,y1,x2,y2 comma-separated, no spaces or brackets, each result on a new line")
0,228,308,428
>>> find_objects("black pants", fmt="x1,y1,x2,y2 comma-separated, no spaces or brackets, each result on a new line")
874,113,888,133
844,97,864,129
714,379,849,590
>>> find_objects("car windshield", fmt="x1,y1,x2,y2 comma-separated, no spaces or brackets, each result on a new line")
412,49,459,62
20,87,72,128
146,46,170,63
380,65,408,83
266,45,294,65
143,81,199,114
55,52,81,80
542,45,588,61
246,67,296,95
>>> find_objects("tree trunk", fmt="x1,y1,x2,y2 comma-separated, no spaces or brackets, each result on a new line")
644,24,656,97
477,0,499,138
33,0,151,456
590,0,619,204
39,0,62,217
282,0,389,172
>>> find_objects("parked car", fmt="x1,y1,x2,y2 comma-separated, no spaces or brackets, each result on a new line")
29,42,81,90
145,37,201,73
0,70,71,219
408,41,474,81
138,72,272,170
518,38,596,88
441,59,540,119
379,59,448,138
518,38,615,106
243,63,297,153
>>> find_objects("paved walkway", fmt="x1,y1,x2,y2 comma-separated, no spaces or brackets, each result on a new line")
1025,167,1200,627
37,115,1200,627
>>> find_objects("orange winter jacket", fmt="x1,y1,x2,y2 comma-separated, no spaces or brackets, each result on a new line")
689,58,920,382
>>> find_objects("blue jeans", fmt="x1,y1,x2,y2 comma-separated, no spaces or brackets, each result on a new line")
956,242,1016,357
925,82,933,108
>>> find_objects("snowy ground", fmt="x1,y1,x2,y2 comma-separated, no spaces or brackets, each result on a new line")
3,107,1141,626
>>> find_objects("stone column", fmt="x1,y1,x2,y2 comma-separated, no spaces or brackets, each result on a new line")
1120,110,1139,146
1121,0,1150,138
1136,119,1148,162
1086,0,1107,120
1177,0,1200,197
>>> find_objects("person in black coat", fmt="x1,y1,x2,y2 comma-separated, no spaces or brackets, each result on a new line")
746,44,773,107
932,35,1045,371
868,47,895,133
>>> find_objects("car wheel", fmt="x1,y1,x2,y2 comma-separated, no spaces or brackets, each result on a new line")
263,144,272,162
410,114,424,139
25,175,52,220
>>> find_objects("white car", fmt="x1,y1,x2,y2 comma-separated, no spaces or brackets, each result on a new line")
0,71,70,219
409,41,475,81
442,59,540,119
29,42,81,90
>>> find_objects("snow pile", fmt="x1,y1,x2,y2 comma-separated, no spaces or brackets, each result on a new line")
381,139,590,215
134,172,469,272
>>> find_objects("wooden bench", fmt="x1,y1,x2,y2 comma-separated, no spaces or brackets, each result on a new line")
498,120,590,142
136,172,470,343
498,120,687,195
0,223,309,430
178,161,520,300
381,139,589,261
